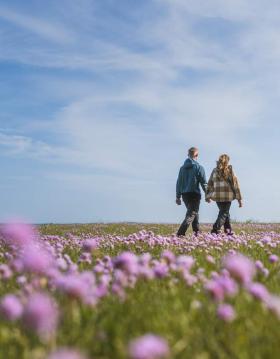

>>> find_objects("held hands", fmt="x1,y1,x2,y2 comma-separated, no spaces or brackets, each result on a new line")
176,198,181,205
238,200,243,208
206,198,211,203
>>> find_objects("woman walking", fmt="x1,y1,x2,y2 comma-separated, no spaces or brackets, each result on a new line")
206,154,242,234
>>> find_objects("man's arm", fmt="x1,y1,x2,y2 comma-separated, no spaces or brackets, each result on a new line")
205,170,214,201
198,166,207,193
176,168,182,200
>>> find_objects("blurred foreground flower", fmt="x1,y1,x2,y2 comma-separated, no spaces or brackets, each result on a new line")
22,292,59,340
269,254,279,263
21,245,54,275
223,253,256,284
82,238,98,252
114,252,139,275
217,304,236,322
0,222,35,248
0,294,23,321
47,348,88,359
247,282,270,302
128,334,170,359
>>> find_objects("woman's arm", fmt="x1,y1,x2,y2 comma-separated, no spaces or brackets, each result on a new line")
206,170,215,200
231,169,242,205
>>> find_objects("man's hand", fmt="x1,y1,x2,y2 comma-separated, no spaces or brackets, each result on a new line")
176,198,181,205
238,200,243,208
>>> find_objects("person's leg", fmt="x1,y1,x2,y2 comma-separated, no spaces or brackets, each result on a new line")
191,198,201,235
192,214,199,234
177,194,200,236
211,202,222,234
177,195,191,236
212,202,231,234
224,214,232,234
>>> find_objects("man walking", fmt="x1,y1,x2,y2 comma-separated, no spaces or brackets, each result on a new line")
176,147,207,236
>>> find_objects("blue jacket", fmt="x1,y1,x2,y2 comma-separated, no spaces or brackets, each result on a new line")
176,158,207,198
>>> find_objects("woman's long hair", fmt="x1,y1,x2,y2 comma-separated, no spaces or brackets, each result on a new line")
216,154,231,180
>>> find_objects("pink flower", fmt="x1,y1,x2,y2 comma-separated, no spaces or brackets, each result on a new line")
205,280,225,302
55,271,96,304
47,348,88,359
255,260,264,270
114,252,139,275
262,236,271,244
247,282,270,302
22,292,59,339
217,304,236,322
223,253,256,284
206,255,215,264
21,245,53,275
261,268,270,277
218,276,238,297
265,295,280,318
0,294,23,321
161,250,175,264
129,334,170,359
82,238,98,252
205,275,238,302
0,222,35,248
269,254,279,263
153,262,169,278
183,272,197,286
0,264,13,280
176,255,195,271
78,252,92,264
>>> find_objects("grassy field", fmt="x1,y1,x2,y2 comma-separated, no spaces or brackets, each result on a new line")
1,222,280,359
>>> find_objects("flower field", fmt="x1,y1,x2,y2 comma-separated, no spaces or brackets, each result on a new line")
1,222,280,359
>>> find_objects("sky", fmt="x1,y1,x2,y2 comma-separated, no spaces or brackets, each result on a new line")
0,0,279,224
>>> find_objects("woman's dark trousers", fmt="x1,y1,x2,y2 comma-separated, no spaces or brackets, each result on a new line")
212,201,232,234
177,193,201,236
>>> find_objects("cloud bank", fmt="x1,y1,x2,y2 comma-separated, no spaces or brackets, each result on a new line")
0,0,279,223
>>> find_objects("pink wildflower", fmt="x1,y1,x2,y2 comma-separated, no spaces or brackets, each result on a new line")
269,254,279,263
217,304,236,322
0,222,35,248
0,294,23,321
129,334,170,359
223,253,256,284
22,292,59,339
47,348,88,359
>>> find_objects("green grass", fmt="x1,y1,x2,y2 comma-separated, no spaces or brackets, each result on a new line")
1,223,280,359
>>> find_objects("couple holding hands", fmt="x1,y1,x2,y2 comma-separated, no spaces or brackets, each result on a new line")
176,147,242,236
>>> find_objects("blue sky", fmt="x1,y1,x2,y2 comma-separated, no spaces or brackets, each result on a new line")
0,0,279,223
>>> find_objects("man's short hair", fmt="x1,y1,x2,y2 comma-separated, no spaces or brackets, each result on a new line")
188,147,198,158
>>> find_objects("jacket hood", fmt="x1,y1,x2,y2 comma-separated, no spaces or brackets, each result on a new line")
183,158,198,169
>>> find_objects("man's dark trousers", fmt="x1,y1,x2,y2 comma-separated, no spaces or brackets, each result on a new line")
177,192,201,236
212,201,232,233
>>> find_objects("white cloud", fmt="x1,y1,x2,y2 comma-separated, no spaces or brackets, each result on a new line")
0,5,73,43
1,0,280,222
160,0,273,21
0,132,33,154
0,0,268,169
0,131,75,162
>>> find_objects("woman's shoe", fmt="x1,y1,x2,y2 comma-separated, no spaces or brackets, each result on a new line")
211,229,221,235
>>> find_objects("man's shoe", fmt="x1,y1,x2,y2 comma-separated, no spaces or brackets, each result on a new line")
226,231,234,236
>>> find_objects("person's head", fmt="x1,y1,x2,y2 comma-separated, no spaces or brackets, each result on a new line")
188,147,199,160
216,154,231,179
